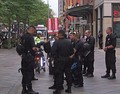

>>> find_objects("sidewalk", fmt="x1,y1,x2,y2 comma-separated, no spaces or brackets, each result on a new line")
0,48,120,94
0,49,21,94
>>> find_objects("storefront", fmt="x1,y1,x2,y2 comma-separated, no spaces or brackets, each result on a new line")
95,0,120,47
113,3,120,47
66,5,93,33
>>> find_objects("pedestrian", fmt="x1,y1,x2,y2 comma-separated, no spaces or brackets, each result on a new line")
21,26,39,94
101,27,116,80
98,31,103,49
83,30,95,77
34,31,46,71
71,33,84,88
44,34,59,75
80,33,87,74
51,30,74,94
69,32,76,48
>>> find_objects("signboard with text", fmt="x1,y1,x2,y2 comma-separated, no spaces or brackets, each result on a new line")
80,20,87,25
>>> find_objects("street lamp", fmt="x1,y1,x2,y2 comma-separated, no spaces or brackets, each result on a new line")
47,0,49,39
47,0,49,18
19,22,24,36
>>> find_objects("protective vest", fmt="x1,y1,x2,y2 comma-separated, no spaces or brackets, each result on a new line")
34,36,41,45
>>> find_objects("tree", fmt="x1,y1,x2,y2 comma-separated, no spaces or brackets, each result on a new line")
0,0,54,48
0,0,54,26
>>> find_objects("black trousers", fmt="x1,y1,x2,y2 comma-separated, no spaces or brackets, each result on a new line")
83,58,87,73
99,39,103,49
72,59,83,85
86,52,94,74
21,56,34,88
54,59,72,90
105,50,116,74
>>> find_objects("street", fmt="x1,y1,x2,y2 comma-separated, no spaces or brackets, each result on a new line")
0,48,120,94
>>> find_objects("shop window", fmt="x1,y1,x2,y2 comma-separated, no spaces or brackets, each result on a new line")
113,3,120,38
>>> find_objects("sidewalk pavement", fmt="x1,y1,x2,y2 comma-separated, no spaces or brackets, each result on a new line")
0,48,120,94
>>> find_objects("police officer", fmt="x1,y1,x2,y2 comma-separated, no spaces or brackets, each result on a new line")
101,27,116,80
21,26,39,94
73,33,84,87
84,30,95,77
34,31,46,67
51,30,74,94
34,31,42,45
69,32,76,48
98,31,103,49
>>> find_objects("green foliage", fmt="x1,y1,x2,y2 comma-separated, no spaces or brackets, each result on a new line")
0,0,53,26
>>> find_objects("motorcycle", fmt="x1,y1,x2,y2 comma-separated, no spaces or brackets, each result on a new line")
34,49,46,73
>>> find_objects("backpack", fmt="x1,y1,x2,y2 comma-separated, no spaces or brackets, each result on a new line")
16,44,25,55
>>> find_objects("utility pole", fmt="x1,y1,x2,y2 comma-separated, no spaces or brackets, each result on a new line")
47,0,49,39
47,0,50,19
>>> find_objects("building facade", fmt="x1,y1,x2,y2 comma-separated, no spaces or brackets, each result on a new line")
63,0,94,34
58,0,120,47
58,0,64,17
95,0,120,47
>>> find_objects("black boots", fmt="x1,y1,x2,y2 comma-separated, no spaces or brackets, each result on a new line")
83,73,94,77
65,87,71,93
53,90,61,94
87,74,94,77
101,74,110,78
108,74,116,80
32,78,38,81
27,90,39,94
21,85,27,94
27,85,39,94
21,89,27,94
49,85,56,89
101,73,116,80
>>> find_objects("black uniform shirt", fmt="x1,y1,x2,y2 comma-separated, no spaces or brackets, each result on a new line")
105,33,116,50
21,33,35,56
51,38,74,59
75,40,84,57
86,35,95,51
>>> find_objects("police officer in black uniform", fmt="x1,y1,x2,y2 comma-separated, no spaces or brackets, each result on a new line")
73,34,84,87
98,31,103,49
84,30,95,77
101,27,116,80
21,26,39,94
51,30,74,94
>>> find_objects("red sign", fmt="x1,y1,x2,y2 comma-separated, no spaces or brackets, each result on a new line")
113,4,120,18
53,18,58,31
46,18,59,34
46,18,53,33
47,18,52,30
77,0,80,4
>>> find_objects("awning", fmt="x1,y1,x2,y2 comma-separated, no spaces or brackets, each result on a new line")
66,5,93,17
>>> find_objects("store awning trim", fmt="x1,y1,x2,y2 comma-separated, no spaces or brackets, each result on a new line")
66,5,93,17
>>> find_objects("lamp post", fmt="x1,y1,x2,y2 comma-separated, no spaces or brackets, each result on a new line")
19,22,24,36
47,0,49,39
47,0,49,18
11,20,18,47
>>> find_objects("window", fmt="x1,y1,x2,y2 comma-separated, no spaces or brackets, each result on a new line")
113,3,120,38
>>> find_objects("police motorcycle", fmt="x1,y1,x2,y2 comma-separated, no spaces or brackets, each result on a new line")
34,46,46,73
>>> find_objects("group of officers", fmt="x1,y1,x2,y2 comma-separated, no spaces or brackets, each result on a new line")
19,25,116,94
47,29,95,94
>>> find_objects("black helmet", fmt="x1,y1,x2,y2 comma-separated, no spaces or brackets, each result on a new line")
16,44,25,55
